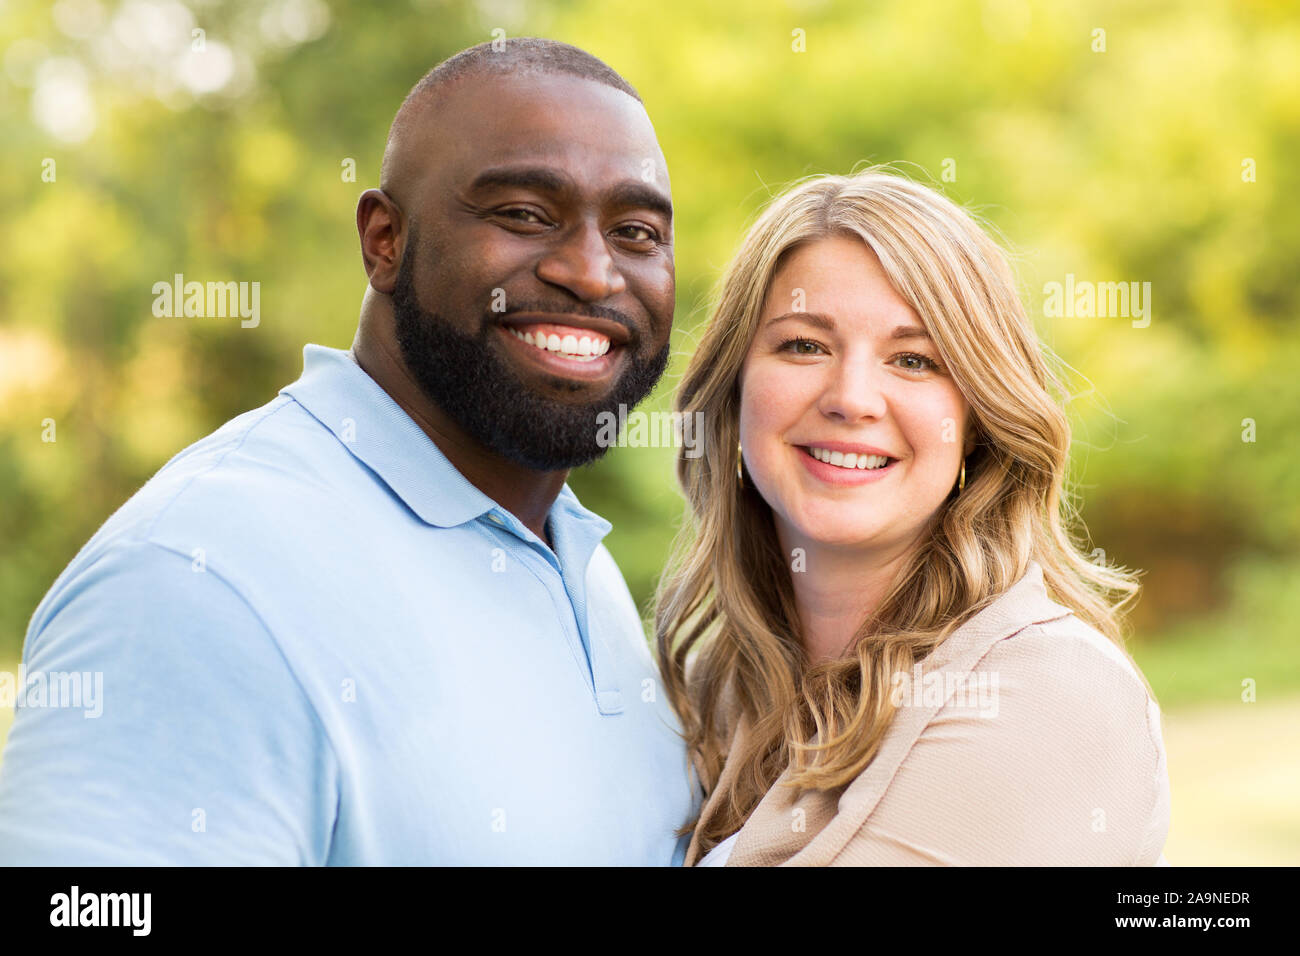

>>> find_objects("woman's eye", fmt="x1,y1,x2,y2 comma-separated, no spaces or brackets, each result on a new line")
782,337,825,356
894,352,940,372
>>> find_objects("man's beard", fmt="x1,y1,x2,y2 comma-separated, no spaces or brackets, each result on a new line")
391,238,670,471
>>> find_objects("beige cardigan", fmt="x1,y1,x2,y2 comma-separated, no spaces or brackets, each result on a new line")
684,561,1171,866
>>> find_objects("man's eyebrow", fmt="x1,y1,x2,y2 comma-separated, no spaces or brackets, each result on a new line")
765,312,933,341
467,165,574,195
606,182,673,222
466,166,672,221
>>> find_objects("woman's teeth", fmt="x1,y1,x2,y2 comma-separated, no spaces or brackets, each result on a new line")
806,447,891,470
507,327,610,362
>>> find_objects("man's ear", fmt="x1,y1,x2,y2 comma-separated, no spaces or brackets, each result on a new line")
357,188,405,294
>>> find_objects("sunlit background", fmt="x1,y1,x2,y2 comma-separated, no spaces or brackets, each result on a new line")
1,0,1297,865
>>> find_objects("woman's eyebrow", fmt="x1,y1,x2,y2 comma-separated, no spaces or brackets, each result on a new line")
889,324,932,341
764,313,932,342
765,311,836,331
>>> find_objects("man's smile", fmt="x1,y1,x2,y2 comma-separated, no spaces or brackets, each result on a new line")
507,323,612,361
496,312,631,383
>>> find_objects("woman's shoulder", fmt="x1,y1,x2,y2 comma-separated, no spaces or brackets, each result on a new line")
980,611,1157,715
862,611,1171,865
954,610,1167,795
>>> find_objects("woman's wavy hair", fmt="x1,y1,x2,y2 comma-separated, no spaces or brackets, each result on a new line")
654,166,1144,854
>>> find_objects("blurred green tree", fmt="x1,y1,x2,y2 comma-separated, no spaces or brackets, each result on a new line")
1,0,1296,715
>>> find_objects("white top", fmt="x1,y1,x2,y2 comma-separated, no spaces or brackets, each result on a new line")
696,831,739,867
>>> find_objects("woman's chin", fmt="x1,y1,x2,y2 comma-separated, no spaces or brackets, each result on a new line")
779,513,898,553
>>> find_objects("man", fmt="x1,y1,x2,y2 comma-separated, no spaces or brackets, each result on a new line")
0,38,695,865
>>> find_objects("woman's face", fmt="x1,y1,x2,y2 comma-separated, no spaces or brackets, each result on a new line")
738,236,973,556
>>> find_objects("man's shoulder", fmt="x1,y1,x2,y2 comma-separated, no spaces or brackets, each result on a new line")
36,395,352,617
154,393,345,500
102,394,349,545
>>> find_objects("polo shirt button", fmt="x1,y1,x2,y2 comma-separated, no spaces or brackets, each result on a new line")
488,514,504,525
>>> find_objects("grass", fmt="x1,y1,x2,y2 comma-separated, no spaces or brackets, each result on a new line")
1160,695,1300,865
1130,556,1300,710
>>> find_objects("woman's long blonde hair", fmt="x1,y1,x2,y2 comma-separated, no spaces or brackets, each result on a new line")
654,166,1143,853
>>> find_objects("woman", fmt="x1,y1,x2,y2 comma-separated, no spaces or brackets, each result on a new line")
655,167,1170,866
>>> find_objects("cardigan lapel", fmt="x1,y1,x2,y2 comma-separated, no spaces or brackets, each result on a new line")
683,707,754,866
709,560,1072,866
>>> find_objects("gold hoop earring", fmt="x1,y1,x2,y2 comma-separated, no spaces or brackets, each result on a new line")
958,457,966,493
736,441,744,487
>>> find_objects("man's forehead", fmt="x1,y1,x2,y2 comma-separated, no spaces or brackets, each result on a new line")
435,72,662,163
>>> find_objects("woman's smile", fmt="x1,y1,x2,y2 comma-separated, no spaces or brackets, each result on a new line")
794,443,901,486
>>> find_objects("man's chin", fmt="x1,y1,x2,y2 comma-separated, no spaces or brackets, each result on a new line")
474,405,617,472
507,446,610,472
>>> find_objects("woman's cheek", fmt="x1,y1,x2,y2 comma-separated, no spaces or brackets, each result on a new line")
740,363,798,481
904,395,966,492
740,361,785,432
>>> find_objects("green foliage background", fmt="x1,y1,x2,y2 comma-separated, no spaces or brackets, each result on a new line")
1,1,1296,747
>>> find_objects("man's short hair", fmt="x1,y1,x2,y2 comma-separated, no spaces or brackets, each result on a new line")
403,37,641,109
381,37,643,189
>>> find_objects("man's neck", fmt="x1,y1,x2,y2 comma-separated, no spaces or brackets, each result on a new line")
349,318,567,546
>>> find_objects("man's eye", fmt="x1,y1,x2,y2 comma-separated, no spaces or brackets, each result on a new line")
499,208,544,224
613,224,658,242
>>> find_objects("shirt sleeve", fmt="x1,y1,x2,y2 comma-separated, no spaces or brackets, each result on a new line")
0,539,338,865
831,621,1168,866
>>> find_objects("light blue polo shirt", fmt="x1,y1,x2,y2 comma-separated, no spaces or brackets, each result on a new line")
0,344,695,865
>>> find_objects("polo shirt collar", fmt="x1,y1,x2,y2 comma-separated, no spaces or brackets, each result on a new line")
281,344,610,542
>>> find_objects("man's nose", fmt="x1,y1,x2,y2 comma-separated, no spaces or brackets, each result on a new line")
817,358,888,422
535,220,627,301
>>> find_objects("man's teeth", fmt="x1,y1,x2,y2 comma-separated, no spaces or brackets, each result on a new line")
507,327,611,362
807,447,891,470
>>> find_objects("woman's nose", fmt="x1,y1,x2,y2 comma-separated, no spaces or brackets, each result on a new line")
816,359,888,423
